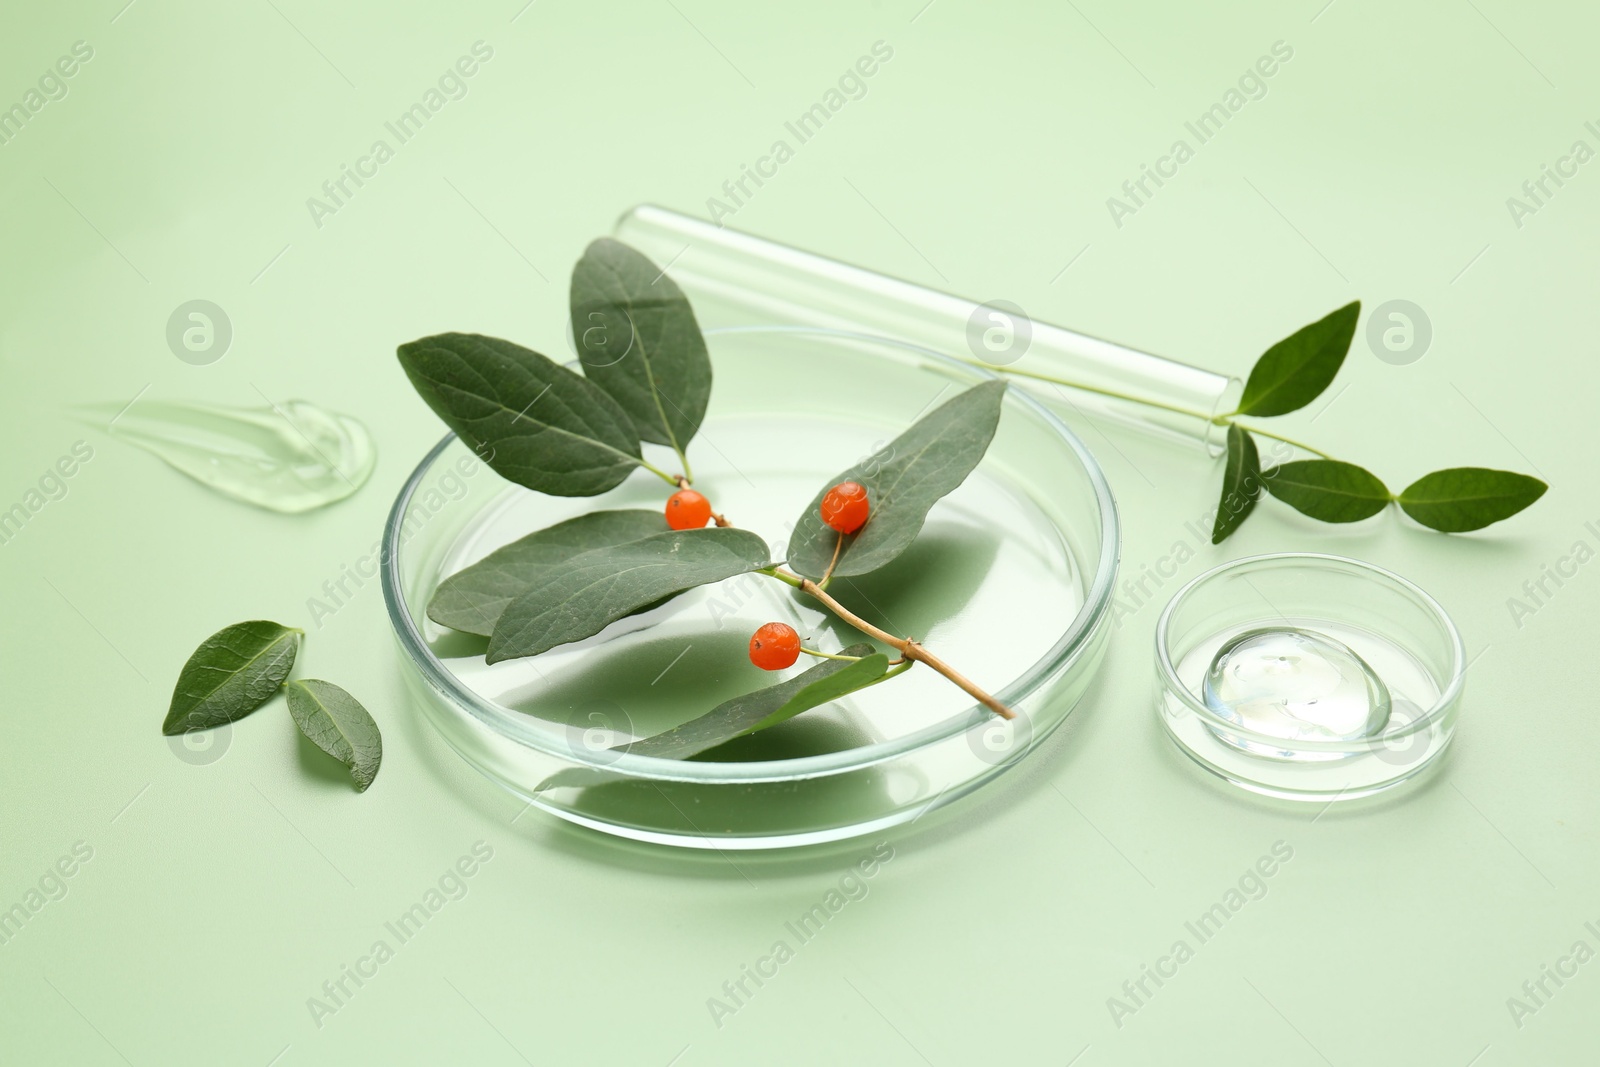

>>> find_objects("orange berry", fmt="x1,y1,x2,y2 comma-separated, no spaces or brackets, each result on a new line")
820,481,870,534
665,489,712,530
749,622,801,670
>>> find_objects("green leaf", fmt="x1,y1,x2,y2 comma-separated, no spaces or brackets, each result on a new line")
397,332,643,497
162,621,301,735
285,679,382,792
1263,459,1391,523
571,238,712,453
787,380,1006,579
1238,301,1360,417
428,509,668,636
1398,468,1548,532
1211,424,1263,544
618,645,888,759
488,528,773,663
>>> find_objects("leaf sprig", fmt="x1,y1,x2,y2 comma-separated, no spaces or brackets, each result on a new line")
959,298,1548,542
403,239,1016,760
1204,300,1546,543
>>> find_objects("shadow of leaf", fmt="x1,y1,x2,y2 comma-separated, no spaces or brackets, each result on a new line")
801,522,999,643
505,628,763,738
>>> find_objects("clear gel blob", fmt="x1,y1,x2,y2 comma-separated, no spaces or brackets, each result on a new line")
82,398,376,513
1201,627,1391,759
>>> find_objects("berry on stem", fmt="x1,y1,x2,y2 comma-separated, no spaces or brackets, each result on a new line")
748,622,801,670
820,481,870,534
665,489,712,530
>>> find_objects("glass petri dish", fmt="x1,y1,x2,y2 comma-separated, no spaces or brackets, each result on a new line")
1155,553,1465,802
382,327,1118,848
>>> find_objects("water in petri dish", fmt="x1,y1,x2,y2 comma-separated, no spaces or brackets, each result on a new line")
1201,626,1392,759
80,398,376,513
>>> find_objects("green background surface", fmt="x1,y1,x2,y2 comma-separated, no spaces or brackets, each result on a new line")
2,1,1595,1063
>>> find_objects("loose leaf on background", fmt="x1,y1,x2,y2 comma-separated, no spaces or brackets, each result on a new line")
429,510,669,636
570,238,712,452
1211,424,1264,544
1397,468,1549,533
162,621,301,734
1237,302,1360,417
1263,459,1392,523
397,332,643,496
786,380,1006,579
488,528,773,663
285,679,383,791
618,645,888,759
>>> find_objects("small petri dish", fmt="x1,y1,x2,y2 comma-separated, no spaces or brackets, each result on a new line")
382,327,1119,848
1154,553,1464,802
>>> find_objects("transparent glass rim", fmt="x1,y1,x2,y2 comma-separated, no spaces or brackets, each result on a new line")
381,326,1121,783
1153,552,1466,751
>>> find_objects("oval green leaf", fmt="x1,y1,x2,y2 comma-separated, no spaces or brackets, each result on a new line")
285,679,382,792
1211,424,1263,544
1263,459,1391,523
571,238,712,453
618,645,887,760
787,379,1006,579
1398,468,1548,532
487,528,773,663
162,620,301,735
397,332,643,496
428,509,669,636
1238,301,1360,417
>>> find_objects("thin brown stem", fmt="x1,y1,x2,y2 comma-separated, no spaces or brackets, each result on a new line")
819,531,844,587
768,566,1015,720
709,502,1012,718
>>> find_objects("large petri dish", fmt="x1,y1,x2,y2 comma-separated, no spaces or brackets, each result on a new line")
382,327,1119,848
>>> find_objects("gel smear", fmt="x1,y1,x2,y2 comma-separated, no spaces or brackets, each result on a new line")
84,398,376,513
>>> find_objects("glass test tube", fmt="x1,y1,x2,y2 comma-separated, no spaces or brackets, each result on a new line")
613,204,1241,453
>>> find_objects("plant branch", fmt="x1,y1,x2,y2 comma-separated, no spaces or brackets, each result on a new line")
763,567,1016,720
967,360,1343,463
735,509,1012,718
